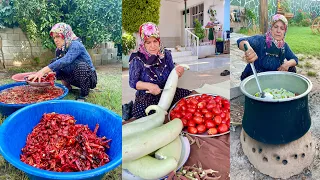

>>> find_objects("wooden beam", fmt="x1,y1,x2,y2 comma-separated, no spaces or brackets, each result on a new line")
260,0,268,34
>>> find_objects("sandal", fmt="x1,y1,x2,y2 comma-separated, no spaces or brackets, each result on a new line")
220,70,230,76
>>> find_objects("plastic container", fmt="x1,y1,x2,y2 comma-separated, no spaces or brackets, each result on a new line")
0,82,68,116
11,72,37,82
0,100,122,180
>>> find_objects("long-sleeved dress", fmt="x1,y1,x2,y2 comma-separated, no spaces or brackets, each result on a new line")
129,49,191,118
237,35,298,80
48,40,97,97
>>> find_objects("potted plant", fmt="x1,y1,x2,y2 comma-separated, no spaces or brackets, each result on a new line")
216,38,224,53
281,0,294,20
122,32,136,68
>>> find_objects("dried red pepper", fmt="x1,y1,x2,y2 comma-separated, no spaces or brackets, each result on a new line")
20,113,111,172
0,85,63,104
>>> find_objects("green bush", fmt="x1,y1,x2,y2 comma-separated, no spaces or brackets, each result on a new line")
0,0,121,50
194,19,205,40
122,0,161,33
294,9,311,26
122,33,136,55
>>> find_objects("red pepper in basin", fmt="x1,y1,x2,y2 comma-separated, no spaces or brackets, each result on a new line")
0,86,63,104
20,113,111,172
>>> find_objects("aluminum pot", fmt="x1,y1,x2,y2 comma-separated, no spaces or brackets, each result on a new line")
240,71,312,144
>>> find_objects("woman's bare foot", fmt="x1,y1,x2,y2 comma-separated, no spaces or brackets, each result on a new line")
61,80,72,90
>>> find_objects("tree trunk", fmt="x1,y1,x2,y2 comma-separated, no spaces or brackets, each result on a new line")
260,0,268,34
0,35,5,69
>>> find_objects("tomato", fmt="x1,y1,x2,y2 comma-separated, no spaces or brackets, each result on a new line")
195,96,201,100
214,116,222,125
221,108,228,113
188,120,196,127
181,111,186,117
200,94,208,99
190,98,198,105
208,100,216,105
221,119,226,124
181,118,188,127
178,99,186,106
208,128,218,135
222,100,230,109
220,112,226,119
175,113,182,119
184,112,193,120
214,96,222,103
205,120,215,129
170,112,176,119
218,124,228,133
226,120,230,128
206,103,215,110
188,126,198,134
206,96,214,100
196,124,206,134
204,112,213,120
187,104,197,109
187,108,196,113
197,102,207,109
226,112,230,120
181,105,187,111
201,108,209,114
193,116,204,125
212,107,221,116
194,112,203,117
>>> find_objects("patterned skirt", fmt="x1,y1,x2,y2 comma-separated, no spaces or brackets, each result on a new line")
56,62,97,97
132,88,192,118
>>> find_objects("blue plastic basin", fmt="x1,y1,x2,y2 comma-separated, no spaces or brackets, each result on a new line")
0,82,68,116
0,100,122,180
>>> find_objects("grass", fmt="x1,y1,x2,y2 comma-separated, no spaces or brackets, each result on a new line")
307,71,317,77
0,64,122,179
285,26,320,57
296,64,303,68
238,26,320,57
304,61,313,68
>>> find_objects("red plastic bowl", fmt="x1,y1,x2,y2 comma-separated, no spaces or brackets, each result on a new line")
11,72,37,82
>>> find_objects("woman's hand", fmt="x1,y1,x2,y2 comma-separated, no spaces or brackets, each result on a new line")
27,71,45,82
175,65,185,78
239,41,258,63
27,66,52,82
244,46,258,63
278,60,296,71
147,83,161,95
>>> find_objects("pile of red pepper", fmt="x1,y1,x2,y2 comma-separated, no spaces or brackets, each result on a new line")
20,113,111,172
0,85,63,104
41,73,56,86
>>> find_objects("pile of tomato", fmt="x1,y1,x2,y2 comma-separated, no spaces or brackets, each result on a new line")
169,94,230,135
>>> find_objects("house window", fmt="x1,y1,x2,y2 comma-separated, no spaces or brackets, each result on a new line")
190,3,204,27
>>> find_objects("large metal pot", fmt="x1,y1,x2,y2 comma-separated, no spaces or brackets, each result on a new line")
240,71,312,144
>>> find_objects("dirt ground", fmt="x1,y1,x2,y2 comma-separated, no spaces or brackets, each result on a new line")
230,54,320,179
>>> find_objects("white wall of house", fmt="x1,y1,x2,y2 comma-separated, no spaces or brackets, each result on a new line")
159,0,181,48
178,0,225,27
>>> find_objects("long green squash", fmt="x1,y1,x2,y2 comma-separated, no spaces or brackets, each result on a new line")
122,105,165,138
155,136,182,162
122,119,183,162
123,156,178,180
158,64,190,111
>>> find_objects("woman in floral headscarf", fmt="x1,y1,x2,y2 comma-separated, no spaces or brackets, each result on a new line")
129,22,191,118
237,14,298,80
28,23,97,101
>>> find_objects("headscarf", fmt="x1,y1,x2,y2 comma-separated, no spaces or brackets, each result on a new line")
266,14,288,49
49,23,78,57
138,22,165,63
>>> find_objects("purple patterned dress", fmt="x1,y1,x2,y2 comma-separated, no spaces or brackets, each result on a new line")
129,49,191,118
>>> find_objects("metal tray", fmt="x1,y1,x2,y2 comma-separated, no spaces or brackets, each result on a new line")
168,93,230,138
